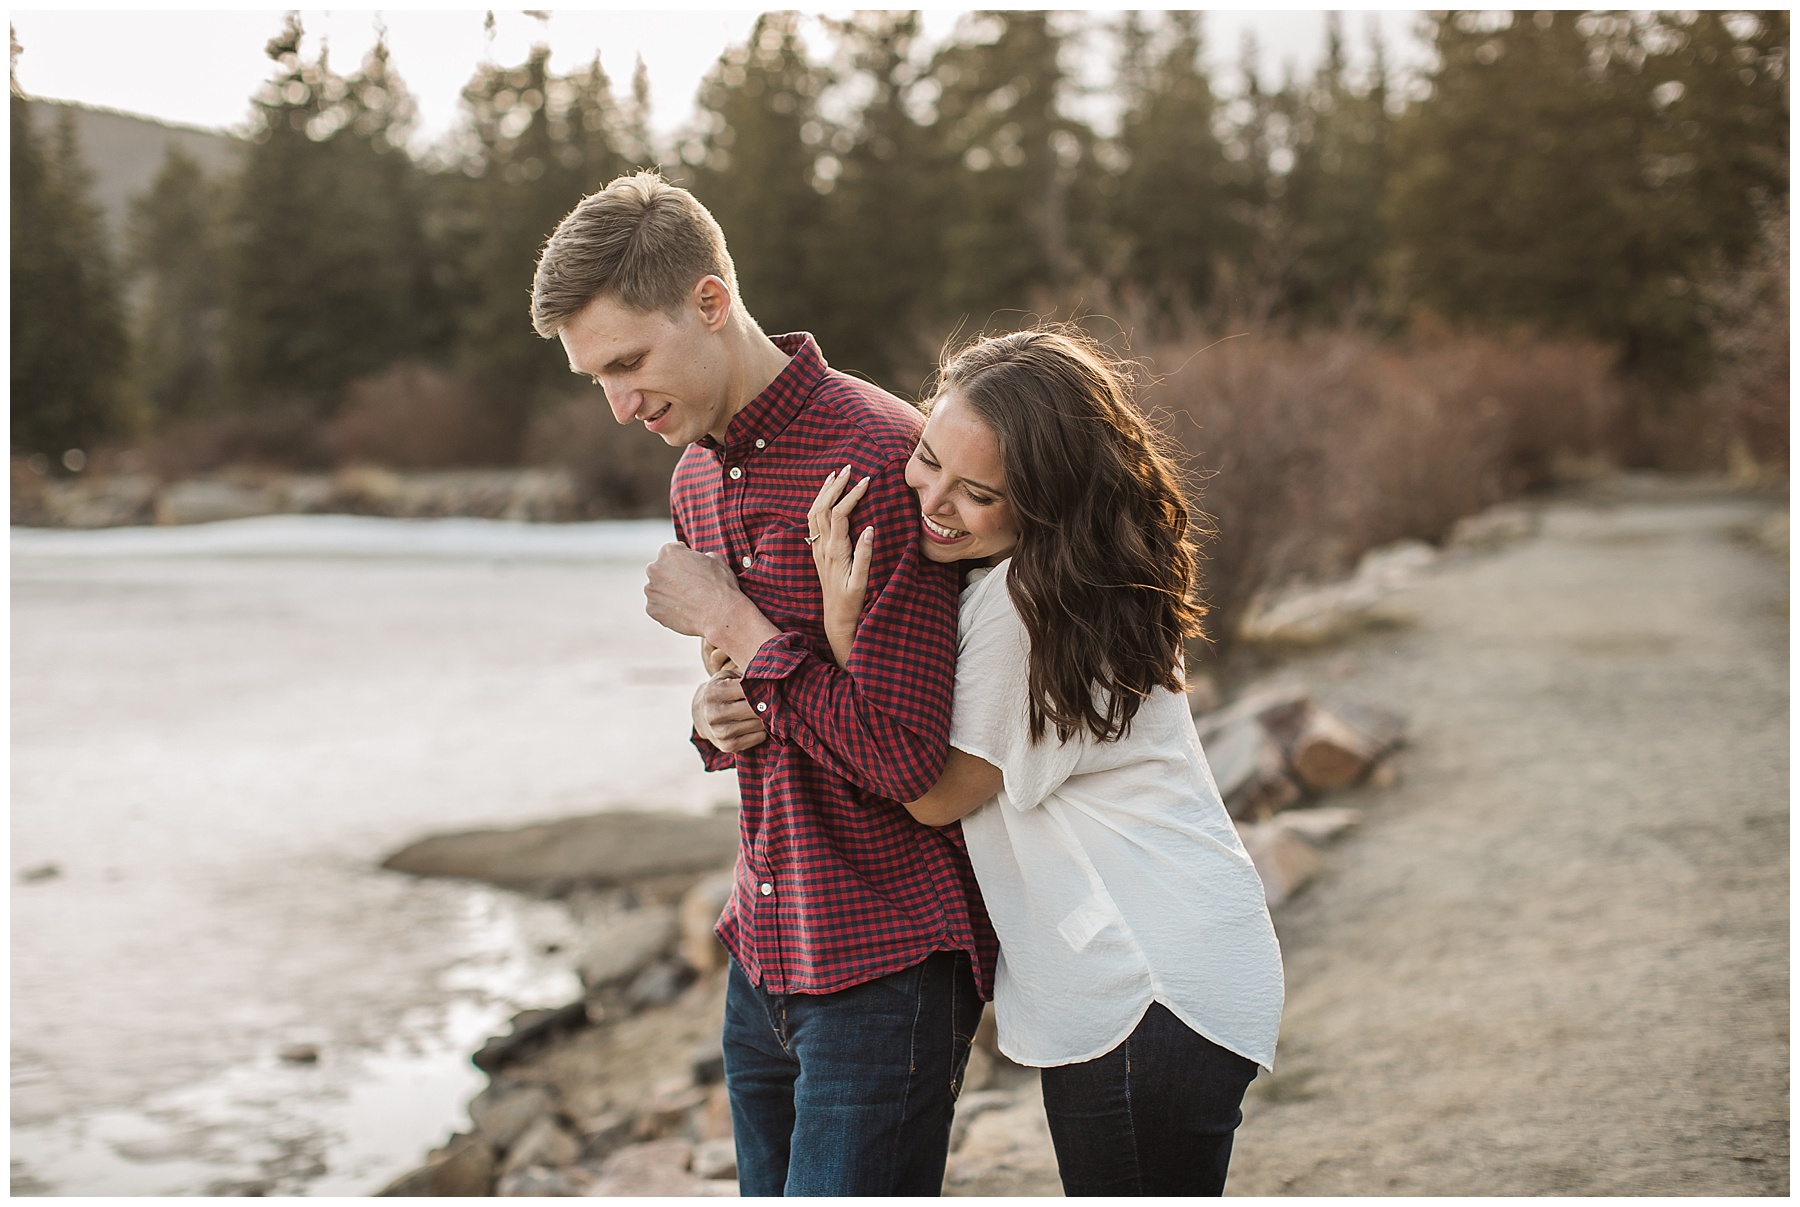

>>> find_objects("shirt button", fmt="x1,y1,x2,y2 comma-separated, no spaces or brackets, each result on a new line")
754,439,766,449
759,882,773,896
728,466,743,480
740,555,753,569
755,702,767,713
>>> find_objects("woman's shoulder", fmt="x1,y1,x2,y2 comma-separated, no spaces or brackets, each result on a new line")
958,558,1018,622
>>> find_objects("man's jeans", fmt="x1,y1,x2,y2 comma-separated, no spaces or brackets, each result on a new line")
723,951,982,1196
1039,1001,1260,1196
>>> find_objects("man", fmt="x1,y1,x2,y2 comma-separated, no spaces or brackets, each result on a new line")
531,171,995,1196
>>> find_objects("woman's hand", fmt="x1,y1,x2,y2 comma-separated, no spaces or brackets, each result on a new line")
807,466,875,669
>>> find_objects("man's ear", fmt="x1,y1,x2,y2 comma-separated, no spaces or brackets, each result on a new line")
693,275,733,333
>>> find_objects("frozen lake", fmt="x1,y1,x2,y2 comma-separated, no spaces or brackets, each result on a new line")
11,516,737,1195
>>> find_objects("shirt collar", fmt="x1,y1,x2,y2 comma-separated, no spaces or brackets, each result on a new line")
699,332,826,456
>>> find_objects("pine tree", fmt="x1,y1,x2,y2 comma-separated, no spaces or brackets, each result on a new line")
1110,12,1236,324
684,12,827,340
808,11,942,387
125,147,228,421
1282,15,1392,323
448,44,634,411
927,11,1092,329
11,79,129,458
224,15,441,411
1385,11,1786,379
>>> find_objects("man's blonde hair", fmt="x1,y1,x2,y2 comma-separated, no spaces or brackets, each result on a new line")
530,171,739,337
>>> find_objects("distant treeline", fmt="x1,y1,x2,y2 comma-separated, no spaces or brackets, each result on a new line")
10,10,1789,472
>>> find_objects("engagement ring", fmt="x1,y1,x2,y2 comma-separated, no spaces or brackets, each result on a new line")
804,534,822,545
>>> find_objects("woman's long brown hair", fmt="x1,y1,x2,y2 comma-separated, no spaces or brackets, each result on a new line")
932,325,1205,745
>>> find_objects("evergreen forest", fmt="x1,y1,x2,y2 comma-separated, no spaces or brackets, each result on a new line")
11,11,1789,641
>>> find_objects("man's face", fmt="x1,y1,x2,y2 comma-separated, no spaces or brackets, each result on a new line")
559,278,733,447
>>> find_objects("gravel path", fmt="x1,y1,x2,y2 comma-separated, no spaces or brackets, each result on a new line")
1227,488,1789,1195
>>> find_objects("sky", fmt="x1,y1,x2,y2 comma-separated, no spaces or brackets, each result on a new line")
10,9,1431,152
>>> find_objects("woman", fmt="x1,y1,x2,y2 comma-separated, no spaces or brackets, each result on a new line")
731,325,1283,1195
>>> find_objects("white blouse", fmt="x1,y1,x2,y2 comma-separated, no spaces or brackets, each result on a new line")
951,562,1284,1069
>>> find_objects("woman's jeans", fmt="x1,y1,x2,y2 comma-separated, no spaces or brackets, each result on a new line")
1039,1001,1261,1196
723,951,982,1196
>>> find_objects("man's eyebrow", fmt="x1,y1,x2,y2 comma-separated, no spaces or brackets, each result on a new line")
917,436,1004,497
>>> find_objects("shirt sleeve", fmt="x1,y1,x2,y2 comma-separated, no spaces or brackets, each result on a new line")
673,486,738,773
947,568,1083,811
738,451,959,803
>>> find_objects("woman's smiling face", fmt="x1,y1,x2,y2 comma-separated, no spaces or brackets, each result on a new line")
904,390,1022,565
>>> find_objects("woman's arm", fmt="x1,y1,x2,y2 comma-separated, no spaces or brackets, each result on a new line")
905,748,1003,826
807,469,1000,822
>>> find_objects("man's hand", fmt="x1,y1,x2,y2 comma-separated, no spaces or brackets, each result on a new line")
693,666,767,753
646,542,781,671
646,543,745,637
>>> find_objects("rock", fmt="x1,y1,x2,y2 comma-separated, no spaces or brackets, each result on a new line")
1450,503,1538,551
1185,671,1222,714
691,1034,726,1086
632,1083,710,1141
332,467,581,522
470,1081,558,1152
1237,540,1434,646
625,957,695,1010
277,1043,319,1064
472,1002,589,1074
499,1115,582,1176
1270,806,1364,845
38,473,159,528
585,1138,738,1197
942,1079,1061,1197
377,1133,496,1196
948,1088,1017,1150
1238,822,1326,907
692,1137,738,1181
1202,716,1304,819
575,905,680,992
694,1084,734,1142
576,1110,636,1164
679,870,736,975
960,1043,996,1094
1368,756,1401,788
155,479,280,526
382,811,740,896
497,1163,591,1196
18,863,61,883
1289,708,1381,790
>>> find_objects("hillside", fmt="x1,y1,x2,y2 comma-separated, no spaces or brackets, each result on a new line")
18,97,241,249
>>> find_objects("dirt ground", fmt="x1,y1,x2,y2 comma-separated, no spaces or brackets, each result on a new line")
1225,484,1789,1195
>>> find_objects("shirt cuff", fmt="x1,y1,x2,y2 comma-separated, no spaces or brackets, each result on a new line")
739,632,813,734
691,729,737,772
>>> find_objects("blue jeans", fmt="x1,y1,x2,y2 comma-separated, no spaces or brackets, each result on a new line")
723,952,982,1196
1039,1001,1261,1196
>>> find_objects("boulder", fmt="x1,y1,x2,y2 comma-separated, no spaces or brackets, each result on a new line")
692,1137,738,1181
585,1138,738,1197
497,1163,590,1196
1270,806,1364,845
575,905,679,992
1238,822,1325,906
498,1115,582,1177
382,811,740,896
470,1081,558,1151
377,1133,496,1197
679,870,737,975
155,479,279,526
576,1110,636,1164
472,1002,589,1074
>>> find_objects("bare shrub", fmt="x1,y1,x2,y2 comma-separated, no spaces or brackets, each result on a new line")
1142,328,1623,659
325,364,519,469
138,403,333,477
521,394,682,518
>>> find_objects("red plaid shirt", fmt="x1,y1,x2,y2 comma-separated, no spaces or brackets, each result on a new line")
672,333,996,998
